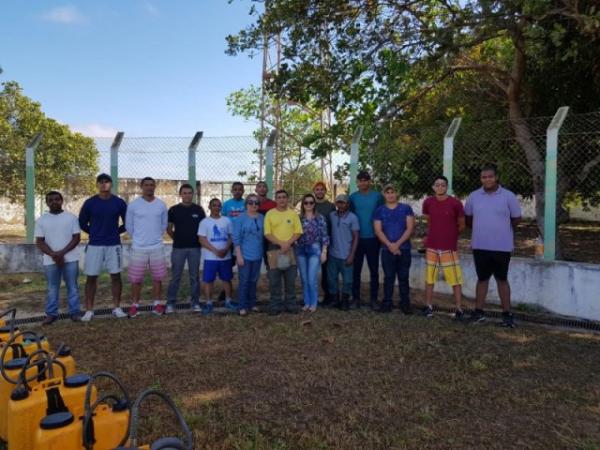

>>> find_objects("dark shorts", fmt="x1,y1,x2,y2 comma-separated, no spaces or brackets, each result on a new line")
472,250,511,281
203,259,233,283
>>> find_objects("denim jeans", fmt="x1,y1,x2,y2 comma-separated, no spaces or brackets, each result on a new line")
237,259,262,310
381,250,412,308
327,256,353,295
352,238,381,302
295,243,321,307
43,261,81,318
167,247,201,306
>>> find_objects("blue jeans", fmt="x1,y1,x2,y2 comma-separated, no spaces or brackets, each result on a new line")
327,256,353,295
167,247,201,306
237,259,262,310
44,261,81,318
381,250,411,308
352,238,381,302
295,243,321,307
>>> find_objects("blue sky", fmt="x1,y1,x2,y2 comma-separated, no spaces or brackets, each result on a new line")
0,1,262,137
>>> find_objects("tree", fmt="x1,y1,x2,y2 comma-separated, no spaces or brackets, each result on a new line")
0,81,98,202
227,0,600,255
227,85,323,201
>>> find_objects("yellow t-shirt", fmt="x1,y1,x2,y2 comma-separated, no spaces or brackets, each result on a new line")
264,208,303,242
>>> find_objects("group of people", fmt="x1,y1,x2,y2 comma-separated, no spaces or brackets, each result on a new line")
34,163,521,327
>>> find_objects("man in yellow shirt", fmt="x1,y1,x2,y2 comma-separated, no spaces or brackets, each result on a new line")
264,189,303,314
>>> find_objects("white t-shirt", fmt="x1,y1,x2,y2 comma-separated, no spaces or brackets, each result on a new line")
197,216,232,261
34,211,81,266
125,197,168,250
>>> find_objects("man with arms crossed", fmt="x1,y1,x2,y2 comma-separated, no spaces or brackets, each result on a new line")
125,177,168,317
464,164,521,328
264,190,303,315
421,175,465,320
79,173,128,321
349,170,384,309
35,191,82,325
166,184,206,314
313,181,336,306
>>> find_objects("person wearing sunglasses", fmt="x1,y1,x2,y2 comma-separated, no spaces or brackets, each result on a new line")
296,193,329,312
233,194,265,316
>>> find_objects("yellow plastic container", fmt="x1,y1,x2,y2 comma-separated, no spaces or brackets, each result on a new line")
0,357,39,441
33,403,130,450
7,373,97,450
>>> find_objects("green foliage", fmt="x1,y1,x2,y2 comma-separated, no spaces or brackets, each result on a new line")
0,81,98,201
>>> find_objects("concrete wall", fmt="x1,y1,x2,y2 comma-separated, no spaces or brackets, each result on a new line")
1,243,599,321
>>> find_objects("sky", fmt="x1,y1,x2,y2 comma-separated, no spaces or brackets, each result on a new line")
0,0,262,137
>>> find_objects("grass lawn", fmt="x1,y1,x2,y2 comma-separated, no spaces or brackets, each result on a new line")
7,307,597,449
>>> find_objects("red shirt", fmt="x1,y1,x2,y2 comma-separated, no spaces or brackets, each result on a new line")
258,198,277,215
422,196,464,251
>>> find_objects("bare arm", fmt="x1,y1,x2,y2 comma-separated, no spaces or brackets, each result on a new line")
346,230,360,265
395,216,415,247
458,216,466,233
511,217,521,228
374,220,392,248
166,222,175,240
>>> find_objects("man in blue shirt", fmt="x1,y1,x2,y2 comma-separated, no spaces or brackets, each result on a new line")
373,184,415,314
78,173,128,321
349,170,384,309
222,182,246,222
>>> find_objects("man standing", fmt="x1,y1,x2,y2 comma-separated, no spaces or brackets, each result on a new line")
78,173,128,321
328,195,359,311
255,181,277,215
197,198,234,314
464,164,521,328
349,170,384,309
125,177,168,317
35,191,82,325
166,184,206,314
313,181,336,306
421,176,466,319
373,184,415,314
264,190,303,315
222,182,246,221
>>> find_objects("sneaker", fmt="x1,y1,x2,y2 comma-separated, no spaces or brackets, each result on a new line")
165,305,175,315
251,306,260,313
400,305,413,315
202,303,214,315
225,299,239,311
192,304,202,313
421,305,434,318
128,303,139,318
500,311,515,328
112,307,127,319
153,302,166,316
470,309,485,323
81,310,94,322
239,309,248,316
42,315,56,326
377,304,392,313
454,309,465,321
70,313,82,322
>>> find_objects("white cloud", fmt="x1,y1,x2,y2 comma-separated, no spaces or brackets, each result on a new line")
40,6,86,24
144,2,159,16
70,123,119,137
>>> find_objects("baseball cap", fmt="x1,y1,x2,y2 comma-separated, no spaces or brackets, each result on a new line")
382,183,396,192
335,194,349,203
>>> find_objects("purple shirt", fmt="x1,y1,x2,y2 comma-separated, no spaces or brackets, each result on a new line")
464,186,521,252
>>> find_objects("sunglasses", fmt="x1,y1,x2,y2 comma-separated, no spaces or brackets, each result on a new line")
303,201,315,205
247,200,260,206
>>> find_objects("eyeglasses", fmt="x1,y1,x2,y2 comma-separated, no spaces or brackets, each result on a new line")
247,200,260,206
303,201,315,205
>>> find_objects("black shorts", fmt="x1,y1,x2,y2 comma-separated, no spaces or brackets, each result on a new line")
472,250,511,281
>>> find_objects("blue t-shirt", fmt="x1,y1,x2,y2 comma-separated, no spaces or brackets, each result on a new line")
373,203,414,251
232,213,264,261
222,198,246,223
79,195,127,246
349,191,384,239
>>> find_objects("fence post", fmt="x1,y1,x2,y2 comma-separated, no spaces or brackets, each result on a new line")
543,106,569,261
188,131,203,195
443,118,462,195
110,132,124,195
25,133,43,244
348,125,364,194
265,130,277,194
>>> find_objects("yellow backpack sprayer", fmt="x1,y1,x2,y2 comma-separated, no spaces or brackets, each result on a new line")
115,389,194,450
6,348,96,450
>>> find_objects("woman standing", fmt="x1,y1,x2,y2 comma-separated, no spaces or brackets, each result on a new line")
233,194,265,316
296,193,329,312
